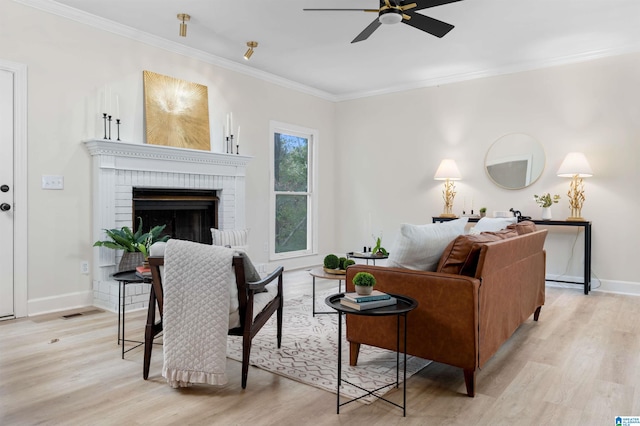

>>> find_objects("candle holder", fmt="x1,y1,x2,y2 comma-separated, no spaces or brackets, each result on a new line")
102,113,108,139
236,144,239,155
107,115,112,140
225,136,230,153
229,135,234,154
116,119,121,141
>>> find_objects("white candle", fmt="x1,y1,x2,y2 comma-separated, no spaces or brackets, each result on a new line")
225,114,230,137
229,112,233,136
236,126,240,146
116,96,120,118
103,86,107,112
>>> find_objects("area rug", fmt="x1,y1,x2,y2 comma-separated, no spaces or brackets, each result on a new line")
227,293,431,404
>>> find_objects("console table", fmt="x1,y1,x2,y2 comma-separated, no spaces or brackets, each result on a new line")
432,217,592,294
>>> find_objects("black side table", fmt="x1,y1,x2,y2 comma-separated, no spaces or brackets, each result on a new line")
325,293,418,417
111,270,150,359
347,252,389,266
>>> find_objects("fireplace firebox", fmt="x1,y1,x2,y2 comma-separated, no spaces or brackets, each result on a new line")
133,188,218,245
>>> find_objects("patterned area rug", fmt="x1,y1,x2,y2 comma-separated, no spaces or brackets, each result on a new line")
227,294,431,404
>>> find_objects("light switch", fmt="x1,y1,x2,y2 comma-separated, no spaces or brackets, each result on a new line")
42,175,64,190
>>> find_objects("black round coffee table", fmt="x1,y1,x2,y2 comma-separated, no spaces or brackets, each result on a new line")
325,292,418,416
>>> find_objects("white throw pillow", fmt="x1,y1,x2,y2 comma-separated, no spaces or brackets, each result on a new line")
211,228,249,251
470,217,517,234
387,217,469,271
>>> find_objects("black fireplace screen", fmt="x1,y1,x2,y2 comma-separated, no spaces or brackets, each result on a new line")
132,188,218,245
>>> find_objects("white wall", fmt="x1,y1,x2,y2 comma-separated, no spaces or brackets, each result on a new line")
1,0,336,314
335,53,640,293
2,0,639,315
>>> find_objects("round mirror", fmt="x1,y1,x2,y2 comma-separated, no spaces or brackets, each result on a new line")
485,133,545,190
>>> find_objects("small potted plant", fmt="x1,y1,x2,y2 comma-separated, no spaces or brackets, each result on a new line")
352,271,376,296
533,193,560,220
479,207,487,218
371,234,388,257
323,254,345,275
94,217,170,271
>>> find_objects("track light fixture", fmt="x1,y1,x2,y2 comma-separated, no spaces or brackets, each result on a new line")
244,41,258,60
177,13,190,37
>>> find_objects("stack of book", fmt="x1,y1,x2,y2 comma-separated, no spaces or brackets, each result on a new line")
340,290,396,311
135,265,152,279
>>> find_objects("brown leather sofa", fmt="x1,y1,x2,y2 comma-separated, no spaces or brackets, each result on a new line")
345,225,548,397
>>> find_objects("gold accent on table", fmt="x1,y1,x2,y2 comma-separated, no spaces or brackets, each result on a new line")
566,174,586,221
142,70,210,151
439,179,457,218
323,267,346,275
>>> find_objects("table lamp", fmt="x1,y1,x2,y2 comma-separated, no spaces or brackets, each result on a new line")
434,159,461,218
557,152,592,221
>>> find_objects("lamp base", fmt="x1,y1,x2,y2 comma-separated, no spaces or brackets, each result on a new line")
439,213,458,218
566,216,585,222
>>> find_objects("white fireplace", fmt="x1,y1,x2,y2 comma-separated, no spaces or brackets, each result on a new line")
84,139,251,312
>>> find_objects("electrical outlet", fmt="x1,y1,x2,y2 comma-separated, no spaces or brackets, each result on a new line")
42,175,64,190
80,261,89,274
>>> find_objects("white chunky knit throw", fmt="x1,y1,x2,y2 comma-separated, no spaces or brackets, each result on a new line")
161,239,234,388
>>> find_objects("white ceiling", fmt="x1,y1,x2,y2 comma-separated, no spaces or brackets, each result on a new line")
25,0,640,101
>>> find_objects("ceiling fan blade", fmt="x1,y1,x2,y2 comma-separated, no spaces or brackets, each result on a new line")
303,8,379,12
351,19,382,43
403,11,454,38
400,2,417,11
411,0,463,11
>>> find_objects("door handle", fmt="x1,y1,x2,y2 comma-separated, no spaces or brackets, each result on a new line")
0,203,10,211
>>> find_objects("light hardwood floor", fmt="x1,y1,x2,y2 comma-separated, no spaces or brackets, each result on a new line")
1,269,639,425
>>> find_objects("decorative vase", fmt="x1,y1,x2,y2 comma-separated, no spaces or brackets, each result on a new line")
541,206,552,221
118,252,144,272
355,285,373,296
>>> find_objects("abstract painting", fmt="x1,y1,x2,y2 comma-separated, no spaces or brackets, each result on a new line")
143,70,210,150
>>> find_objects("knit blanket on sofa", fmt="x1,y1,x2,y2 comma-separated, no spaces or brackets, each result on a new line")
161,239,234,388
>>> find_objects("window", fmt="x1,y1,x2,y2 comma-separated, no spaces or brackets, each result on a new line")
269,121,317,259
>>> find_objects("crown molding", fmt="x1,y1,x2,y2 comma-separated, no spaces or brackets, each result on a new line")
334,43,640,101
14,0,640,103
13,0,339,102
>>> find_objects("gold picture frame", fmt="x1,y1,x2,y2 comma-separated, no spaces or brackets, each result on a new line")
143,70,211,151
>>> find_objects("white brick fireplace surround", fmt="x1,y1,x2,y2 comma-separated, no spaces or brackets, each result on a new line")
84,139,251,313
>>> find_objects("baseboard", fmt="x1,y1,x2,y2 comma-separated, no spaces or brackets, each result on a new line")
546,274,640,297
27,290,94,317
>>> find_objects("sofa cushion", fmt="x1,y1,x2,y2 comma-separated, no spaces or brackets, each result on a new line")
469,216,517,234
507,220,537,235
387,217,469,271
211,228,249,251
437,228,517,276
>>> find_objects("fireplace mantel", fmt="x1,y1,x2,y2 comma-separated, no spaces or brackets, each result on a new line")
84,139,252,312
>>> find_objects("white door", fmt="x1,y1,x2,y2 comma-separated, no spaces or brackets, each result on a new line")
0,69,14,318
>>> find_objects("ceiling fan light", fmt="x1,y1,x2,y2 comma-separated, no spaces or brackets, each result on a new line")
379,11,402,25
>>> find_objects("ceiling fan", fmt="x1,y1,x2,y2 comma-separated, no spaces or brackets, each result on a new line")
304,0,462,43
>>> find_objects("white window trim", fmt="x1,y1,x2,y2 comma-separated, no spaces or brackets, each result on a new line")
269,120,318,261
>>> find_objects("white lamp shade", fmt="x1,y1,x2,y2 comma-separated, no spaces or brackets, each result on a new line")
557,152,593,177
434,159,462,180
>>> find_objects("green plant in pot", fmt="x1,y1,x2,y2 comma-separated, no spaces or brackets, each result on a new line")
479,207,487,218
94,217,170,271
371,235,388,256
352,271,376,296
